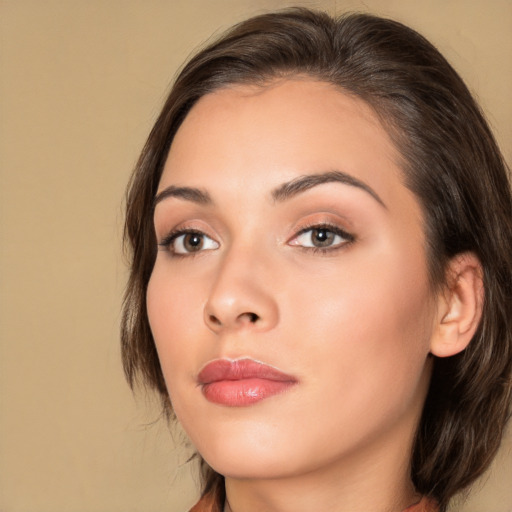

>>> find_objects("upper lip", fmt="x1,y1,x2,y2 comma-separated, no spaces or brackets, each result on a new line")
198,358,297,384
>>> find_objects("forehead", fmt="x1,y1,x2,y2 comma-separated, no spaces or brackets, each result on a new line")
160,79,407,209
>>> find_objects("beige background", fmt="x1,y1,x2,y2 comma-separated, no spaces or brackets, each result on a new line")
0,1,510,511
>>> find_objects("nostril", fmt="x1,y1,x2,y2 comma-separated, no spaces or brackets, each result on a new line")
205,310,262,330
209,314,221,326
238,312,259,323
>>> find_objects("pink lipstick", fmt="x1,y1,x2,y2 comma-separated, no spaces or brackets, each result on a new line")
198,358,297,406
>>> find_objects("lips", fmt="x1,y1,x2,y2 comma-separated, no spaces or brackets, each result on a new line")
198,358,297,406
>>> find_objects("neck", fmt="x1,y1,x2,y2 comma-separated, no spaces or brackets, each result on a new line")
224,458,418,512
223,403,423,512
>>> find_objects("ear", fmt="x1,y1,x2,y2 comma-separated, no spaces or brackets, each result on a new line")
430,252,484,358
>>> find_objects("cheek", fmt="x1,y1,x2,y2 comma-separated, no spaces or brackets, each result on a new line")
288,244,434,421
146,265,207,391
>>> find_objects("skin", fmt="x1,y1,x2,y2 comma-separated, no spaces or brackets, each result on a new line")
147,79,478,512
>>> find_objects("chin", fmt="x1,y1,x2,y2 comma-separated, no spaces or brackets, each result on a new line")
203,447,300,481
184,417,304,480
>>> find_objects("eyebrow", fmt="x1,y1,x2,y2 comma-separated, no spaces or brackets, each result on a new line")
153,185,213,208
271,170,386,208
153,170,386,210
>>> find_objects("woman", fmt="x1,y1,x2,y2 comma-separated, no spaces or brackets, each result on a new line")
121,8,512,512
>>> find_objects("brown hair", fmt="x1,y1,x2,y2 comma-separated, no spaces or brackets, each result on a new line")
122,8,512,510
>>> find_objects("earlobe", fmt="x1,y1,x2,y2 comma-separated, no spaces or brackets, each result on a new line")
430,253,484,358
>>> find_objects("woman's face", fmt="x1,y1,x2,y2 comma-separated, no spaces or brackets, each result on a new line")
148,79,436,481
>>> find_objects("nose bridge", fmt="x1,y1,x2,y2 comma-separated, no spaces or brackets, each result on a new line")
204,240,279,333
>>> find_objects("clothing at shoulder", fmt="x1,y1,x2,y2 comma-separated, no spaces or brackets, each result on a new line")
404,496,439,512
189,489,222,512
190,491,439,512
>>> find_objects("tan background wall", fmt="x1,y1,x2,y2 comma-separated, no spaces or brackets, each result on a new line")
0,1,510,511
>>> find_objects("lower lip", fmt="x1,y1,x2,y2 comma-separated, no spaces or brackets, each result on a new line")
202,378,296,406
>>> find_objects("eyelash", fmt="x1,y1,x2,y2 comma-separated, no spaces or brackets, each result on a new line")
157,223,355,257
291,222,355,255
158,228,216,258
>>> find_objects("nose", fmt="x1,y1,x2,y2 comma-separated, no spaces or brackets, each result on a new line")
203,248,279,334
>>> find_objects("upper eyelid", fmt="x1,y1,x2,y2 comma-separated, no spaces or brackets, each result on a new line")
156,219,218,240
290,221,354,240
288,209,354,229
295,223,349,235
159,227,215,245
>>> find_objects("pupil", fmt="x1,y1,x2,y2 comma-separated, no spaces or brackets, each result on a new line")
313,228,334,247
184,233,203,251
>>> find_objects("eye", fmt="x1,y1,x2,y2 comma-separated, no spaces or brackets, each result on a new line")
289,225,354,251
160,230,219,255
